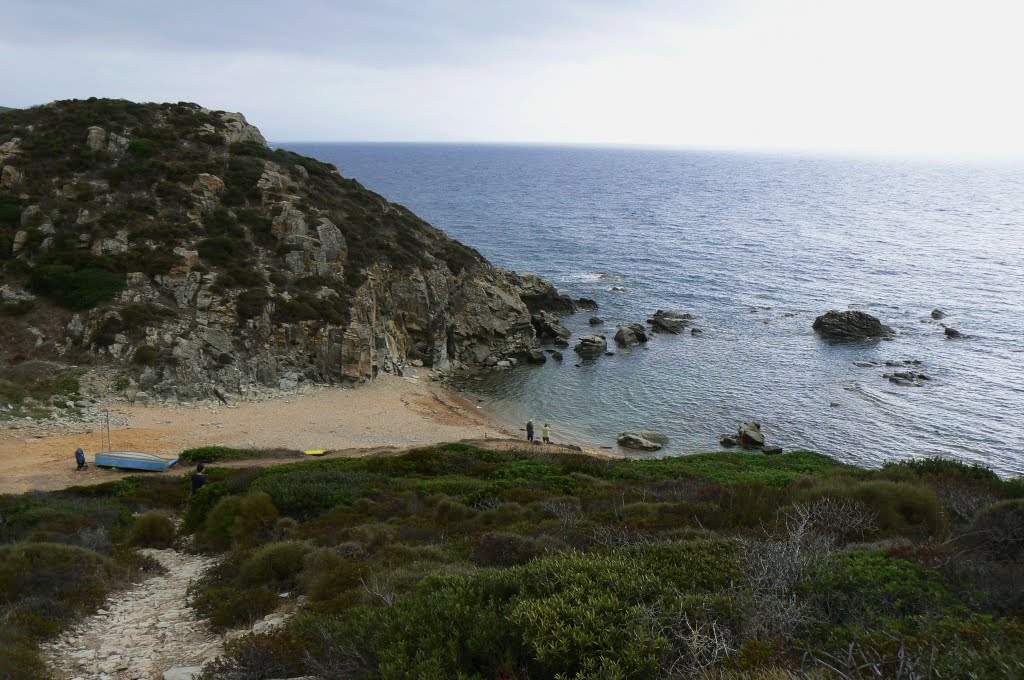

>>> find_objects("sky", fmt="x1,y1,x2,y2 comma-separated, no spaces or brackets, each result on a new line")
3,0,1023,157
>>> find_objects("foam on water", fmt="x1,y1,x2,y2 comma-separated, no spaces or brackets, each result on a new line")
285,143,1024,477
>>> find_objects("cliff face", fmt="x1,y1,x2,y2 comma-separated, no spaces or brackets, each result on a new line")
0,99,571,398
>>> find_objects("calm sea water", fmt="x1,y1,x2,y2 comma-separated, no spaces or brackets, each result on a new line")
284,143,1024,477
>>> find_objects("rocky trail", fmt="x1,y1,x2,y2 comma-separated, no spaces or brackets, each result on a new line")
41,548,222,680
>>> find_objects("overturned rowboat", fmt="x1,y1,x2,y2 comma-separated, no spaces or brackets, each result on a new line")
94,451,179,472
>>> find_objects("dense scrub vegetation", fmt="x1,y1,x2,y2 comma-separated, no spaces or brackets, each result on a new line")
0,476,183,678
3,445,1022,679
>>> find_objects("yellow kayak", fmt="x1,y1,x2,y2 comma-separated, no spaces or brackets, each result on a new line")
304,449,327,456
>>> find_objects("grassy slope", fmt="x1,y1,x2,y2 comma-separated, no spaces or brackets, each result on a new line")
2,445,1022,679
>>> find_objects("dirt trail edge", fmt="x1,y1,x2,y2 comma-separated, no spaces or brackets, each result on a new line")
41,548,220,680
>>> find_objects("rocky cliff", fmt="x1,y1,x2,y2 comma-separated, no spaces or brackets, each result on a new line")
0,99,575,399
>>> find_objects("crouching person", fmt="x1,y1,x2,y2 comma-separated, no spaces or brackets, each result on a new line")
75,447,87,471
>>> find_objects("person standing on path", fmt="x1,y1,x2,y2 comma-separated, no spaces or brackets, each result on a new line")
542,423,551,444
526,419,534,443
74,447,87,471
191,463,207,495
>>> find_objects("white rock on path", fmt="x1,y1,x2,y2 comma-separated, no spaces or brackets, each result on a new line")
40,548,221,680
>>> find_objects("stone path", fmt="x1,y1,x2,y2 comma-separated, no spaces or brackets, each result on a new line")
41,548,222,680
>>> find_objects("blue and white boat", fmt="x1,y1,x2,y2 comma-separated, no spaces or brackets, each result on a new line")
94,451,179,472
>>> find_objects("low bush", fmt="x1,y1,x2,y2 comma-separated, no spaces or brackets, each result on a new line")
190,586,279,631
472,531,566,567
960,499,1024,560
200,491,279,551
238,541,312,592
124,511,176,548
179,446,266,463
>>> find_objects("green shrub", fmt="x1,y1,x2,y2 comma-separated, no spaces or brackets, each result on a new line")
125,511,176,548
472,531,566,567
197,236,249,266
132,345,162,365
800,551,956,629
238,541,312,592
801,480,945,537
26,264,124,309
960,499,1024,560
191,586,278,631
0,543,118,612
236,288,269,319
180,446,263,463
201,491,279,551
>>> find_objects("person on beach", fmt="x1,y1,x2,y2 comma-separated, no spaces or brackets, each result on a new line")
191,463,207,495
542,423,551,444
74,447,87,471
526,419,534,442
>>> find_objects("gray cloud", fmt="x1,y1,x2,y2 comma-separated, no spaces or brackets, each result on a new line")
6,0,726,67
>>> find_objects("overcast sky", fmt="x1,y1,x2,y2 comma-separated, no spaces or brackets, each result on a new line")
3,0,1022,157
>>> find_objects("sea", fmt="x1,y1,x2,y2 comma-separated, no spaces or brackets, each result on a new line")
282,143,1024,478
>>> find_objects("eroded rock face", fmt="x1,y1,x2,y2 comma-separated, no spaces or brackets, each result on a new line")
0,98,573,400
812,310,894,341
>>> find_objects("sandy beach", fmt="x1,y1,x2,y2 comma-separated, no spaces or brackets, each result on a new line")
0,369,574,494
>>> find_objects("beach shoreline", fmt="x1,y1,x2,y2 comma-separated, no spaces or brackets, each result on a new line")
0,369,589,495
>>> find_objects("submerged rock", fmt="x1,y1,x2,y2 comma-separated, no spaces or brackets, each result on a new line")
589,316,603,325
812,310,894,341
944,327,963,339
931,309,946,320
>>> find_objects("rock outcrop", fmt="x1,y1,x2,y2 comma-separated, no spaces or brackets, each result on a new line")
613,323,647,347
649,309,693,334
532,310,571,342
0,99,577,399
574,335,608,358
812,310,894,341
617,431,668,451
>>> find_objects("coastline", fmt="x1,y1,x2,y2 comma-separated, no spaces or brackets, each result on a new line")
0,369,527,494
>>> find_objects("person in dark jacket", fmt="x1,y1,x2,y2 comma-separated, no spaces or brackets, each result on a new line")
74,447,87,471
526,420,535,443
191,463,207,495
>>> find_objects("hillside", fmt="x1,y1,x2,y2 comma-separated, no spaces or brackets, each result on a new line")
1,445,1022,678
0,99,575,401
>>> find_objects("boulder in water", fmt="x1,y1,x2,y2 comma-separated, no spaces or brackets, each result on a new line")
737,421,765,448
944,327,963,339
526,349,547,364
573,335,607,358
531,311,571,341
618,431,668,451
649,309,693,334
589,316,603,325
931,309,946,320
614,323,648,347
576,297,599,310
812,310,894,341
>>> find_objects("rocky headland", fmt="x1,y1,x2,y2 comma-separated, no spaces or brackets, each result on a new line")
0,99,578,405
